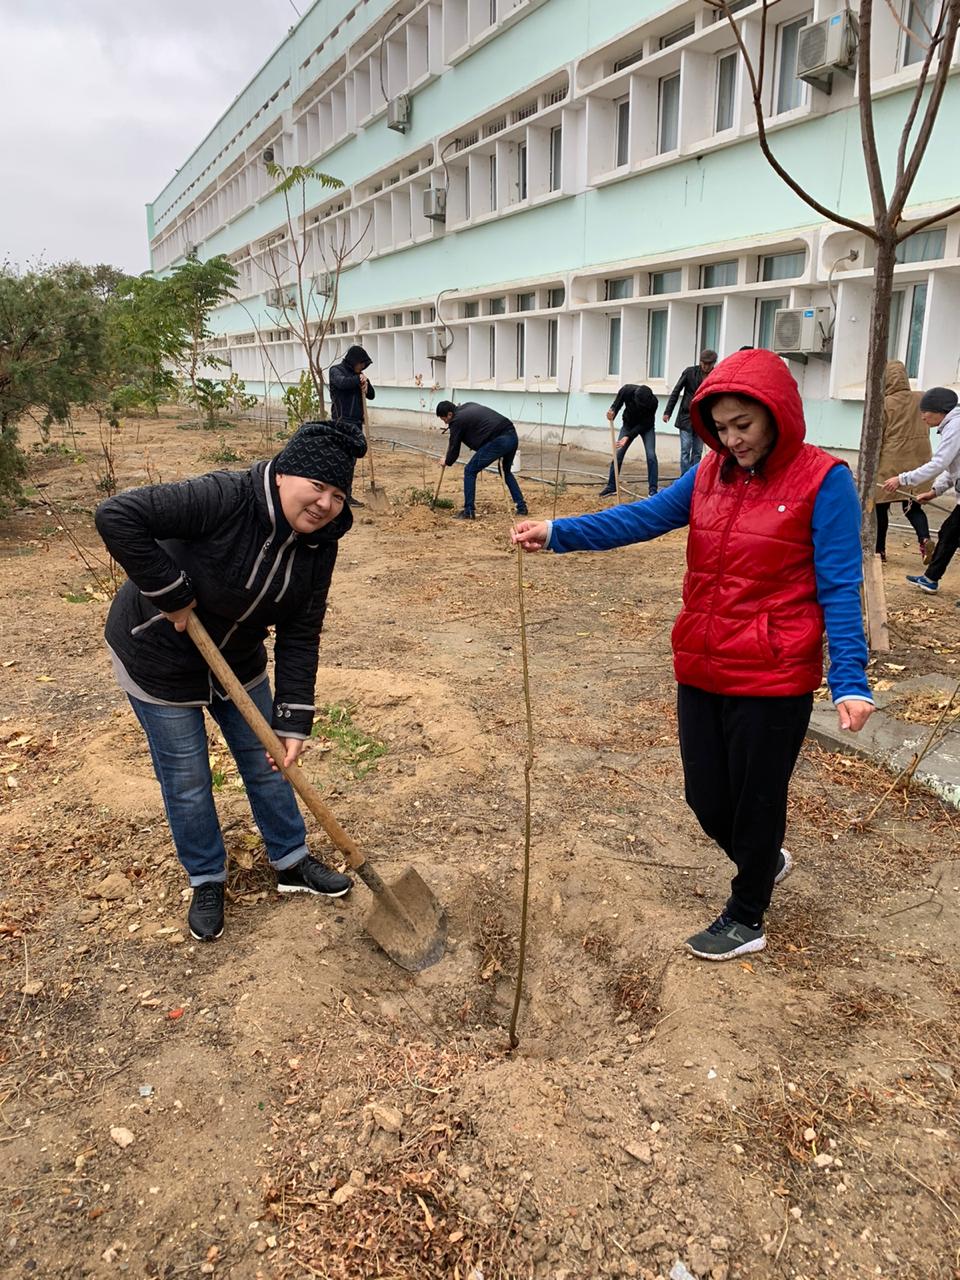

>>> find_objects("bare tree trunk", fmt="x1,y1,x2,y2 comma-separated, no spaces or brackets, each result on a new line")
857,233,897,651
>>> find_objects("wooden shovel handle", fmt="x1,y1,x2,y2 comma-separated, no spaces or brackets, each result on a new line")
185,612,367,870
361,385,376,490
431,465,445,507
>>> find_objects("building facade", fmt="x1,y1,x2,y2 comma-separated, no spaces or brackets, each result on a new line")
147,0,960,451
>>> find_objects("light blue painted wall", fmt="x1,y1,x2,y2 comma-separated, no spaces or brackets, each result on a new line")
148,0,959,454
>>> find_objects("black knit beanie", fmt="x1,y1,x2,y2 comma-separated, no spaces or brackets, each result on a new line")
274,419,367,495
919,386,959,415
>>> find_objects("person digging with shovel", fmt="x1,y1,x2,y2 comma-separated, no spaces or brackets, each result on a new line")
436,400,528,520
95,419,367,943
512,349,874,962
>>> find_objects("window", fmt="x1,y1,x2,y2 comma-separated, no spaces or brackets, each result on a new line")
489,0,498,27
608,315,622,377
549,125,562,191
716,52,738,132
658,73,681,153
889,283,928,377
410,309,422,325
895,228,946,263
489,154,498,210
464,169,471,220
648,309,668,378
517,141,528,201
712,0,752,20
463,301,479,318
391,312,403,327
651,269,682,295
755,297,787,349
489,296,506,314
517,323,525,378
760,250,806,280
903,0,935,66
547,318,559,377
775,16,809,113
660,22,694,48
375,315,386,329
547,286,565,307
613,49,643,71
606,276,633,300
488,325,497,379
701,260,738,288
615,96,630,167
698,303,722,354
517,292,536,311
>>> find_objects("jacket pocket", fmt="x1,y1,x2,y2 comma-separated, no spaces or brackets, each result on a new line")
130,612,165,637
756,613,777,661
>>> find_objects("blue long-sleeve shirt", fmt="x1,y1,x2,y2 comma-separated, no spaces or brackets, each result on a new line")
545,465,872,705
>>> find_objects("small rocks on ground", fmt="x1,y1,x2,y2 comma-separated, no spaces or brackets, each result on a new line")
109,1126,135,1149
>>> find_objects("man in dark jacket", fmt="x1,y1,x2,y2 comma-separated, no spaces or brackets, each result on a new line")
664,349,718,474
329,345,375,425
599,383,659,499
436,400,528,520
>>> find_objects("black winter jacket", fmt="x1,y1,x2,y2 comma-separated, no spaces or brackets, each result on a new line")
664,365,708,431
609,384,659,438
329,345,375,425
95,461,351,739
442,403,514,467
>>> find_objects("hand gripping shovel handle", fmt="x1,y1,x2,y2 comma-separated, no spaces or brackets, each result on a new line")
360,389,376,491
185,613,387,894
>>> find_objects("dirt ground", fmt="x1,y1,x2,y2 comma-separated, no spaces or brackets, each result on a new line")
1,410,959,1280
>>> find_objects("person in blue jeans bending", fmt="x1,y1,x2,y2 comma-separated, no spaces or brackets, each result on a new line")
436,400,528,520
95,419,366,942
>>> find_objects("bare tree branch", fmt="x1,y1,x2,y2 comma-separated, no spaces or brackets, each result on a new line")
894,0,949,193
896,198,960,240
857,0,889,225
712,0,876,236
889,0,960,223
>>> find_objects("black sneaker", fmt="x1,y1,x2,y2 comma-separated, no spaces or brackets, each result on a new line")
598,487,615,498
774,847,794,885
685,912,765,961
188,882,225,942
276,856,353,897
515,504,529,516
453,509,475,521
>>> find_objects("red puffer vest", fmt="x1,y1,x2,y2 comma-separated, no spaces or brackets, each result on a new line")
671,349,844,697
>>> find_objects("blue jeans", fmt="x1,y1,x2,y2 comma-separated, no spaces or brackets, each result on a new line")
463,429,526,513
605,429,658,495
129,679,308,886
679,428,703,475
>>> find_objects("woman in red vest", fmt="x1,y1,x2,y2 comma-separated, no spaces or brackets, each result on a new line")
513,349,873,961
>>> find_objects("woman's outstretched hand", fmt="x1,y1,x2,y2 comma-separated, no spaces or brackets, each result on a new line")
511,520,549,552
837,700,874,733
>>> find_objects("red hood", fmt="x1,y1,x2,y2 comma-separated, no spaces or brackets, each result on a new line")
690,348,806,472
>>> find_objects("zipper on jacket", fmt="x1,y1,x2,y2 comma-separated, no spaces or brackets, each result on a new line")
704,472,750,676
244,537,273,590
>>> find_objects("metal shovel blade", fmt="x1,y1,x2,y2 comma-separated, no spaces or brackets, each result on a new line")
363,866,447,971
365,484,391,514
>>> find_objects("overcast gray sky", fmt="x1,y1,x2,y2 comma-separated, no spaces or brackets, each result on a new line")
0,0,301,274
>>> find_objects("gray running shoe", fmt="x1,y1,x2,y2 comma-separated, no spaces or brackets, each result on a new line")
686,913,766,961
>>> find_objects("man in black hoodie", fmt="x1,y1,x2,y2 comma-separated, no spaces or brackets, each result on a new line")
663,349,717,474
329,345,375,426
436,400,528,520
599,383,659,498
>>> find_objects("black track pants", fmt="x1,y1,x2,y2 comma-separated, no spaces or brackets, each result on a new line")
677,684,813,926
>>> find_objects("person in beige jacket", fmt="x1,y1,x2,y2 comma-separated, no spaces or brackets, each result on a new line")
874,360,934,563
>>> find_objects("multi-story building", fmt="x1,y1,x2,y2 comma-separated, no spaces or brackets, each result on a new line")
147,0,960,451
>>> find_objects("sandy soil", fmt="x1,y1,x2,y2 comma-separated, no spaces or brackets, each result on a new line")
1,410,959,1280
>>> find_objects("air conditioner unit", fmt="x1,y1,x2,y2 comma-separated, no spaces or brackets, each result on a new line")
797,12,858,90
423,187,447,221
387,94,412,133
265,288,282,307
427,327,447,360
263,146,275,164
314,271,335,297
773,306,832,355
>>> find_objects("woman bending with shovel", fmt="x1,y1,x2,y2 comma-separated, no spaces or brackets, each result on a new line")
95,420,366,942
513,349,874,962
